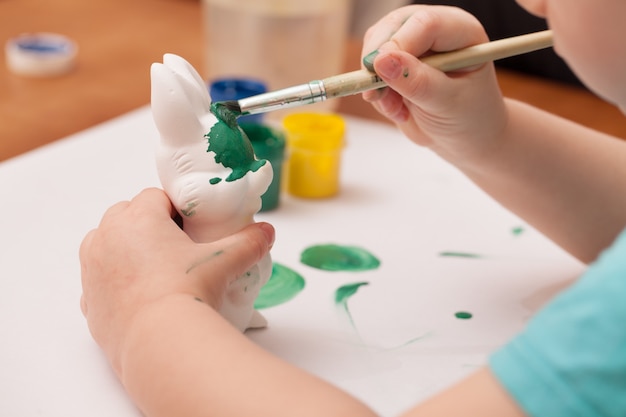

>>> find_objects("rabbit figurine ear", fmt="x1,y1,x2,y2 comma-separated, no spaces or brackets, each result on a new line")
150,54,214,148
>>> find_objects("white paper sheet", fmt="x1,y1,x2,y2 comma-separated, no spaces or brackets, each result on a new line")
0,107,584,416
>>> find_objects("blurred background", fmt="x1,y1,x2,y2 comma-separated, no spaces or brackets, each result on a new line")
1,0,622,163
413,0,580,85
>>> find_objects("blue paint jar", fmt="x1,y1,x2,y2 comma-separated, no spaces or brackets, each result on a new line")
209,78,267,124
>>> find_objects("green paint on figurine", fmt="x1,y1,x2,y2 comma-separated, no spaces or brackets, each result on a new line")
206,102,266,182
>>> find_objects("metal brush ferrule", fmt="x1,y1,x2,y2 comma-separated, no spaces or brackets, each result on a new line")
238,80,326,115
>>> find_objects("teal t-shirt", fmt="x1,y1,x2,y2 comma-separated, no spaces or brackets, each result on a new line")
490,228,626,417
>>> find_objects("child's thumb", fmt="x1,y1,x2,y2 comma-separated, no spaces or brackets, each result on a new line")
192,222,275,281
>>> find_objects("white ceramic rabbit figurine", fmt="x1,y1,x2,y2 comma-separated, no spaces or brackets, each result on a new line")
150,53,273,331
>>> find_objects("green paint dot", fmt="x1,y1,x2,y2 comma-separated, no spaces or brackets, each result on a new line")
439,251,483,259
206,102,266,182
209,177,222,184
335,282,369,305
403,68,410,78
254,263,305,309
455,311,473,320
512,226,525,236
300,244,380,272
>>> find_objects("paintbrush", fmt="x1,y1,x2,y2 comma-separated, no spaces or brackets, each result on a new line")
220,30,553,116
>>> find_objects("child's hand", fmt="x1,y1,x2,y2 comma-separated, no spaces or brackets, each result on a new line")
362,5,509,165
79,188,274,370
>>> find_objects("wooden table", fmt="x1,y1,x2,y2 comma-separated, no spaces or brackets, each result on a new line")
1,0,624,162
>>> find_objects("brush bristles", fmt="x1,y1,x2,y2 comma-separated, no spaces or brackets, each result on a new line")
216,100,242,114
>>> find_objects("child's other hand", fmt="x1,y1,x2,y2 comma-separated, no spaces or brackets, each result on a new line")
362,5,509,165
79,188,274,369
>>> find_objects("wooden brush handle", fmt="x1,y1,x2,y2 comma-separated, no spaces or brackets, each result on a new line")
323,30,554,98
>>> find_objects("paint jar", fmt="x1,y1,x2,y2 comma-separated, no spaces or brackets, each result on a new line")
209,78,267,124
282,113,345,198
201,0,351,120
240,123,286,211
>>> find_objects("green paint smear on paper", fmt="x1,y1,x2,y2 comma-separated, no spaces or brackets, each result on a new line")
335,281,369,305
455,311,473,320
335,282,369,328
206,102,266,182
439,251,483,259
301,244,381,272
254,263,305,309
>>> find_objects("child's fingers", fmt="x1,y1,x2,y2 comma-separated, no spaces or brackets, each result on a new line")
384,6,487,59
362,6,416,62
187,222,275,287
129,187,178,219
362,6,486,69
185,222,274,308
361,6,487,109
370,88,410,123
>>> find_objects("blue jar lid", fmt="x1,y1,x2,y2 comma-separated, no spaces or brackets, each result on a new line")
209,78,267,101
5,32,77,77
209,78,268,123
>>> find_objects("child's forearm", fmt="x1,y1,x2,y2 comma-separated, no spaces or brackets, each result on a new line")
117,294,378,417
457,99,626,262
399,367,525,417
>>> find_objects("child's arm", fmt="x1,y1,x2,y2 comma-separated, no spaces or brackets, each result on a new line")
461,99,626,263
79,188,376,417
118,294,378,417
364,5,626,262
400,368,525,417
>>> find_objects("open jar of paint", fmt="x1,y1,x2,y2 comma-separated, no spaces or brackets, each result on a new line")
282,113,345,198
240,123,286,211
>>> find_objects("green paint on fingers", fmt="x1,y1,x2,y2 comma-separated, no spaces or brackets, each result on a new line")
362,50,379,72
186,250,224,274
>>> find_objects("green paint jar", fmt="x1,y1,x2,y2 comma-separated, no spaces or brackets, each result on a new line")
282,113,345,198
241,123,285,211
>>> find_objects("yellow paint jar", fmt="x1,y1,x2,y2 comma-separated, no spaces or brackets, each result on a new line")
282,113,345,198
